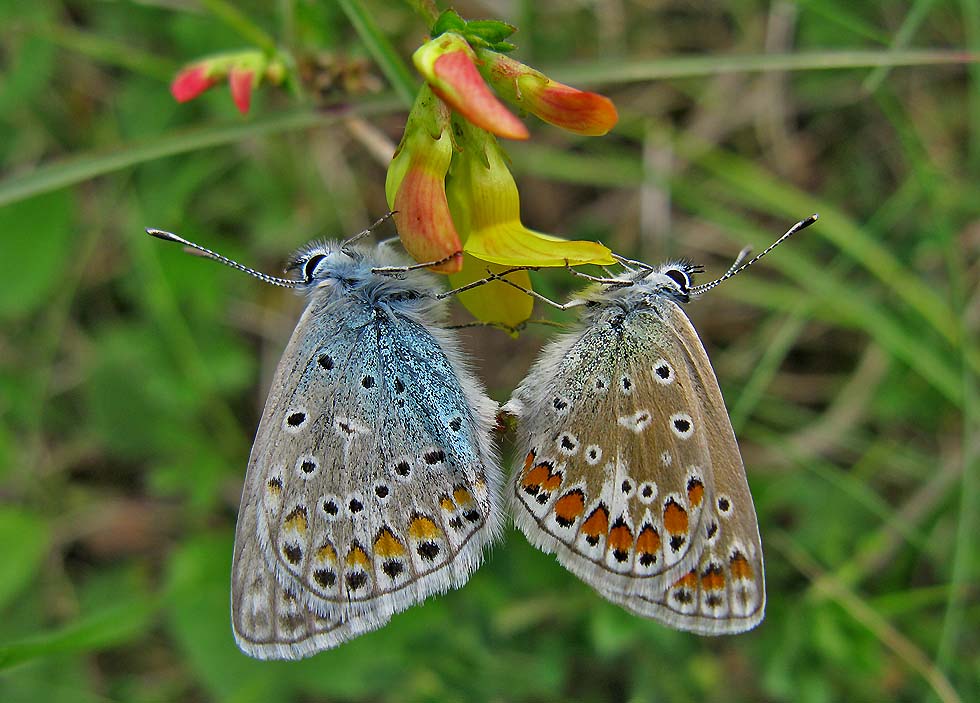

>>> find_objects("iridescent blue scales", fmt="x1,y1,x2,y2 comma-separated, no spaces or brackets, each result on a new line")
229,242,502,660
505,260,766,635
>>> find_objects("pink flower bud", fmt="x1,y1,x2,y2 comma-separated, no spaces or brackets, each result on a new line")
170,64,216,103
228,68,254,115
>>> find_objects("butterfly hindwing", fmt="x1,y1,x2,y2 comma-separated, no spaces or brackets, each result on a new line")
232,465,390,659
510,270,766,636
509,303,716,597
599,305,765,634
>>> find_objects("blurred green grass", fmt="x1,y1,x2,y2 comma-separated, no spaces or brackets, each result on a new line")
1,1,978,701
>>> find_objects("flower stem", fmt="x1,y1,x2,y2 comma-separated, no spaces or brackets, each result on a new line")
338,0,418,107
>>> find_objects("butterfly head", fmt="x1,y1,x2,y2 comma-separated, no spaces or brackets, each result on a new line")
588,260,705,313
629,260,705,304
284,241,357,288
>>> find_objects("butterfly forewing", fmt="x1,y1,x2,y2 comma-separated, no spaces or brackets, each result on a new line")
510,304,717,597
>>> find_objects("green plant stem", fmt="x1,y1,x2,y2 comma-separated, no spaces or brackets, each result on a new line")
0,98,402,209
863,0,939,92
29,22,175,80
773,532,962,703
934,218,979,693
961,0,980,171
199,0,278,54
338,0,418,107
405,0,439,26
548,49,980,87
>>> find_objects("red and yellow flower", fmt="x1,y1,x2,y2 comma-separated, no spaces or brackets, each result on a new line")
387,10,619,327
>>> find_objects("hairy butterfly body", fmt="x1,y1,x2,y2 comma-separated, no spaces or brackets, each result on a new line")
149,225,502,659
505,216,817,635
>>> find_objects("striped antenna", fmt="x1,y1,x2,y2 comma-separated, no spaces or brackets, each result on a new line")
146,229,301,288
690,214,818,296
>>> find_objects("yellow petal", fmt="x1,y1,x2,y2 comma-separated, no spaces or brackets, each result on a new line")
448,254,533,331
464,225,614,267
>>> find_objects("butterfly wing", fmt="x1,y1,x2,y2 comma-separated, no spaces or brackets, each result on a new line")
232,287,501,658
599,304,765,634
508,303,717,598
232,473,389,659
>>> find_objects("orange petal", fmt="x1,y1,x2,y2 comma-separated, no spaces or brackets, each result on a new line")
479,50,618,136
414,34,528,141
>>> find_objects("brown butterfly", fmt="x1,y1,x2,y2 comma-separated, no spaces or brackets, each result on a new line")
503,215,817,634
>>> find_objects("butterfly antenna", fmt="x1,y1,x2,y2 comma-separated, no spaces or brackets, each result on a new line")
724,246,753,278
690,214,818,296
146,229,300,288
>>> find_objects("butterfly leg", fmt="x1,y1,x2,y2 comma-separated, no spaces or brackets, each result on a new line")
563,259,630,285
435,265,540,299
487,270,587,311
372,251,463,275
610,252,656,271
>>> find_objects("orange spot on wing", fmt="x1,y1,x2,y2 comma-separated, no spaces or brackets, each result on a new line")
553,490,585,524
439,494,455,512
673,570,698,590
580,505,610,538
663,499,688,535
452,486,474,506
730,551,754,580
314,543,337,563
541,471,563,492
700,564,726,591
283,506,308,533
522,463,551,488
636,525,661,555
408,515,442,541
687,478,704,507
346,544,370,568
373,528,406,558
523,450,536,471
608,521,634,553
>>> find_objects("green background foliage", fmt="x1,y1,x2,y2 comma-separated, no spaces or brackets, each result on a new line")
1,1,977,701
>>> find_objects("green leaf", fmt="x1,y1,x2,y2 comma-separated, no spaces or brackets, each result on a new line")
0,192,73,321
0,596,157,670
0,508,51,610
488,41,517,53
431,9,466,36
464,20,517,44
0,101,401,210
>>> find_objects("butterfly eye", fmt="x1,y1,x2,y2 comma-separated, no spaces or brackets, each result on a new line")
664,268,690,292
302,254,327,282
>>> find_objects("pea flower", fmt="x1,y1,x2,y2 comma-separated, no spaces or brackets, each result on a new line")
171,64,217,103
476,50,618,136
413,32,529,141
169,51,285,115
387,9,620,326
385,85,462,273
448,122,613,267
